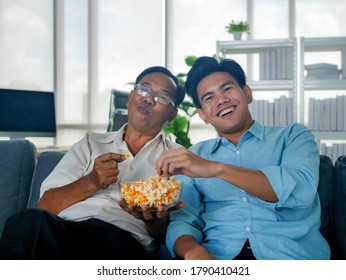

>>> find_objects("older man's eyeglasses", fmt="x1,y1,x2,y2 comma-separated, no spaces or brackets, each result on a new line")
134,84,175,107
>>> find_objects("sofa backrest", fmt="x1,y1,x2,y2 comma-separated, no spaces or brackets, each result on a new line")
1,142,344,259
317,155,336,258
0,140,36,239
27,151,64,208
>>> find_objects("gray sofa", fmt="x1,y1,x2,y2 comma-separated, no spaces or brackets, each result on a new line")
0,139,346,259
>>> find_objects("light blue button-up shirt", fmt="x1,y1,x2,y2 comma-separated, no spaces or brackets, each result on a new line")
166,121,330,259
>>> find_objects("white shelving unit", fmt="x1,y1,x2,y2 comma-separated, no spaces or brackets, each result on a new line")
216,38,298,122
216,37,346,160
299,36,346,142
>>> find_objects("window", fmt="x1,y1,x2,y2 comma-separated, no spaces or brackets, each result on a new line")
1,0,346,147
0,0,54,92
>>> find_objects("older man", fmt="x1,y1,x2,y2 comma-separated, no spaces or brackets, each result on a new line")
0,66,185,260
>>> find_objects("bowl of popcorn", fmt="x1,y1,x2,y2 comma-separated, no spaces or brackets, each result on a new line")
119,176,182,210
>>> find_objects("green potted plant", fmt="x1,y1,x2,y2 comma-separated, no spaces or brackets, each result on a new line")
225,20,250,40
163,100,196,148
164,55,198,148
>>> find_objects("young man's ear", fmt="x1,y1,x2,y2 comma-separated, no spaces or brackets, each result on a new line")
197,108,209,124
243,85,253,104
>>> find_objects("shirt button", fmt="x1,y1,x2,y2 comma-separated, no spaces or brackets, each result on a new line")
240,189,245,192
129,166,134,171
246,227,251,232
236,150,240,155
242,197,247,202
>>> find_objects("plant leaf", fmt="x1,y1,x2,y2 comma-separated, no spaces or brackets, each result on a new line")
185,56,197,66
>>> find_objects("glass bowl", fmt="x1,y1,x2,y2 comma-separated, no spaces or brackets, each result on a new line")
119,176,181,210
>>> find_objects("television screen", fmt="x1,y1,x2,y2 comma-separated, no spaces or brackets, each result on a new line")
0,88,56,138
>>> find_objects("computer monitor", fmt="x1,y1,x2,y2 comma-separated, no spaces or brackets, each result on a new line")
0,88,57,139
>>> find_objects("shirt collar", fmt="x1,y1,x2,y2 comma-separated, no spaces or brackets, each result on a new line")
248,121,264,141
115,124,167,148
211,121,264,152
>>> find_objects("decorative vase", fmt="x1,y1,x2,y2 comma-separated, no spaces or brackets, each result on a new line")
233,31,243,40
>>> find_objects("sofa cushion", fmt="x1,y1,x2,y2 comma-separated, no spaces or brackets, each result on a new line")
27,151,64,208
334,155,346,259
0,140,36,239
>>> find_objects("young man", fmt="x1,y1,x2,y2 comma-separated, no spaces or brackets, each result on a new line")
156,56,330,260
0,66,185,260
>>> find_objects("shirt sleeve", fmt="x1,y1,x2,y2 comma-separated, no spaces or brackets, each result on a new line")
39,133,92,198
166,175,205,257
260,123,320,209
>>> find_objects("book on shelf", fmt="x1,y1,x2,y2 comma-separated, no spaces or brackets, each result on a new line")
268,102,274,126
305,63,341,80
274,97,280,126
249,97,294,127
258,100,265,124
264,52,271,80
336,95,344,131
276,47,283,80
317,99,324,131
330,98,337,131
287,97,293,124
312,99,320,130
279,95,287,126
270,50,277,80
308,95,345,131
342,49,346,80
285,47,293,80
323,98,331,131
332,144,338,163
259,47,293,80
263,100,269,125
305,63,339,71
259,52,269,80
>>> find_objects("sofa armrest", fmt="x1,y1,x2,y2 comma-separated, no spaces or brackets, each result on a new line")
0,140,36,238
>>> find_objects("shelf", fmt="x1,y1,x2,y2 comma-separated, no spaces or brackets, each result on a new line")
216,38,295,55
216,38,298,124
302,37,346,52
299,36,346,127
216,37,346,152
216,38,297,92
312,131,346,143
304,79,346,90
248,80,294,91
